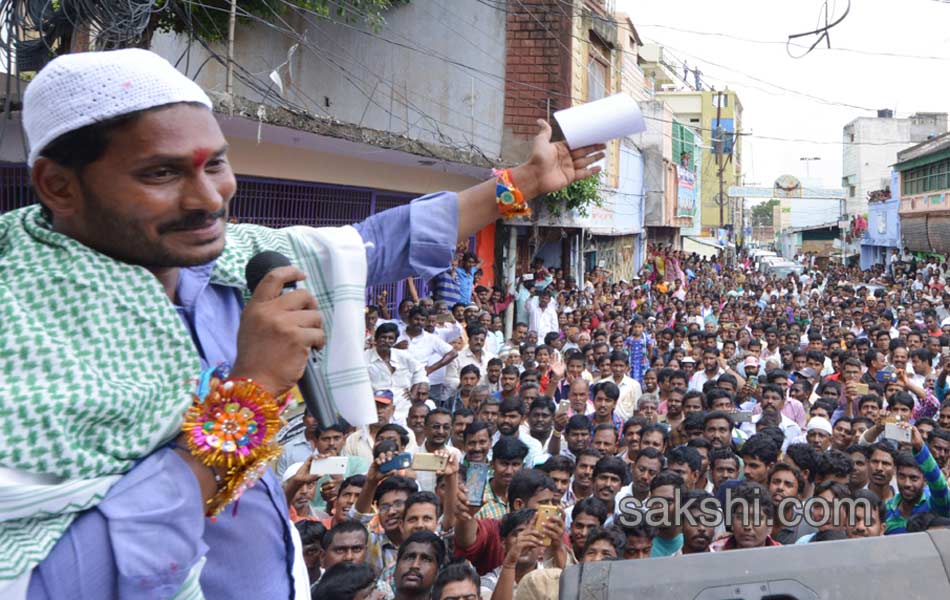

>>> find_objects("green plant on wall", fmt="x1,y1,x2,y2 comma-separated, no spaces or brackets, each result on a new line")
539,172,604,218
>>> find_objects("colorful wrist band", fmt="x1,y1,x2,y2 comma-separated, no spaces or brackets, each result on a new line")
181,377,283,517
493,167,531,219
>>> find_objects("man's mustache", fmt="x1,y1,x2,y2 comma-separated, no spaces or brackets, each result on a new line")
159,209,227,233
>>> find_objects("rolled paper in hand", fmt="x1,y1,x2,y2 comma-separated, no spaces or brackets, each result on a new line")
553,93,646,149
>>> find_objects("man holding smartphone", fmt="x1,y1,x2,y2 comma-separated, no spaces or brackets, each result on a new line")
884,424,950,534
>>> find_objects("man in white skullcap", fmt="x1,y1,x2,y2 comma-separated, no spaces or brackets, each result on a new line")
0,49,604,598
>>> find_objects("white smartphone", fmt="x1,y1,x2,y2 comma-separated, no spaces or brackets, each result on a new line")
310,456,348,476
884,424,912,444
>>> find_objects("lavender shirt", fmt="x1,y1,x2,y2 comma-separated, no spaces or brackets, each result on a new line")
27,192,459,599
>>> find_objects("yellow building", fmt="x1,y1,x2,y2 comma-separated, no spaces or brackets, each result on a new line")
657,89,743,233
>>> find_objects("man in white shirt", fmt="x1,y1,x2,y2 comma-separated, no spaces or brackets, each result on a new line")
599,349,642,420
445,324,497,388
526,289,559,342
689,347,725,392
364,322,428,425
397,307,458,407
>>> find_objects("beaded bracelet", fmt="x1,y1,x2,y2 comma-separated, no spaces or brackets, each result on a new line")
493,168,531,219
181,377,283,517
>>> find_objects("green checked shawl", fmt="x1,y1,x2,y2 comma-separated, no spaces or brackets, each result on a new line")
0,205,374,585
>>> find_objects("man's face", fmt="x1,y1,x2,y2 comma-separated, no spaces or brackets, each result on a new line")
394,542,438,595
496,410,522,437
574,455,598,488
377,490,409,533
569,379,590,412
849,504,883,538
793,354,807,372
593,472,623,504
570,513,602,556
41,105,237,270
582,539,618,562
593,390,617,420
892,347,909,370
869,449,895,489
592,428,617,455
512,324,527,343
806,430,831,452
704,418,731,448
464,429,491,463
683,396,704,415
459,372,479,392
668,462,696,489
402,502,439,538
632,457,661,495
703,352,718,373
316,429,344,455
849,451,870,489
890,402,913,422
931,436,950,469
679,507,714,555
742,457,771,485
292,481,316,512
667,392,684,416
323,531,368,571
408,405,428,435
337,483,362,516
425,414,451,447
760,390,784,413
832,420,853,450
610,359,627,380
375,331,397,353
469,333,486,353
712,459,738,489
624,535,653,560
452,415,473,447
477,404,499,428
408,312,425,334
549,469,571,499
636,401,659,423
566,427,591,454
528,407,553,437
487,363,502,383
376,401,394,425
897,465,926,505
940,406,950,430
501,372,519,393
639,430,664,454
730,506,772,548
769,469,800,505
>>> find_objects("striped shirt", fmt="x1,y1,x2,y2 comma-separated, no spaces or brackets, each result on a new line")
430,269,462,305
884,444,950,534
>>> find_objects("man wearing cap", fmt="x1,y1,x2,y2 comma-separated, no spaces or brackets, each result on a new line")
0,49,604,598
805,417,834,452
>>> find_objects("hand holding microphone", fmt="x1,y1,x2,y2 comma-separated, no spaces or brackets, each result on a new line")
233,252,326,399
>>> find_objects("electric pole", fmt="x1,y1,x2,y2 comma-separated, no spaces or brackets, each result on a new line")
715,90,724,230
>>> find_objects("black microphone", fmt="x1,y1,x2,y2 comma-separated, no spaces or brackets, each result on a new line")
245,251,338,427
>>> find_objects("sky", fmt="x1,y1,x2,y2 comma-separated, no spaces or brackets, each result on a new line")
617,0,950,192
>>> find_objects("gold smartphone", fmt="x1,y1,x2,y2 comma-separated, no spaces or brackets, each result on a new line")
535,504,560,546
855,383,869,395
411,453,448,472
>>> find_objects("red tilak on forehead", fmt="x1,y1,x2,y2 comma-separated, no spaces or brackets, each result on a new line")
192,148,211,168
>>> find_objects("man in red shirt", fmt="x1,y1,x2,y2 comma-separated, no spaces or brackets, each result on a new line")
453,469,567,574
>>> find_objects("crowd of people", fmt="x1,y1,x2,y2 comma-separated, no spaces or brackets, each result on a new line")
288,243,950,599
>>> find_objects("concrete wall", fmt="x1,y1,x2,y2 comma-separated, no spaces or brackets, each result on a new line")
842,115,947,217
637,100,673,227
152,0,507,159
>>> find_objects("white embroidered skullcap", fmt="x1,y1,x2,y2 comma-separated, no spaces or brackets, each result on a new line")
23,48,213,167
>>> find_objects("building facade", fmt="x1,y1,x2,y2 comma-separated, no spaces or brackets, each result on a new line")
657,89,743,234
842,111,947,217
895,132,950,255
860,171,902,269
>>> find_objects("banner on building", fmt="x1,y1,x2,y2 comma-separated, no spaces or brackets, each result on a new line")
677,167,696,217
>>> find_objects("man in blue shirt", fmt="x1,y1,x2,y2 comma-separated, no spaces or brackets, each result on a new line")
13,50,605,599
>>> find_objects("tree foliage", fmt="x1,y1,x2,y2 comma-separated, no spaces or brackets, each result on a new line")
750,199,779,227
539,173,605,218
